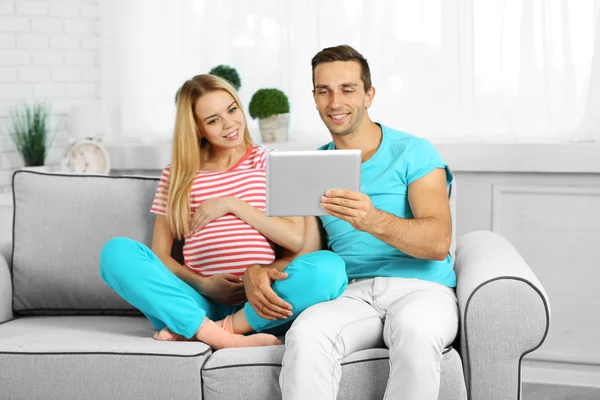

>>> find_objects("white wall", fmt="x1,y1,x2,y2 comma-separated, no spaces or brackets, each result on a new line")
454,171,600,388
0,0,100,192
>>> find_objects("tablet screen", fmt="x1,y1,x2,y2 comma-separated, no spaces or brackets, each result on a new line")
266,149,362,216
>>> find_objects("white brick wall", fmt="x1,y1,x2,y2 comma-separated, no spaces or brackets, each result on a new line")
0,0,99,193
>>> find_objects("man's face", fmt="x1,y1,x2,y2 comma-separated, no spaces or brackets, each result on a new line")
313,61,374,137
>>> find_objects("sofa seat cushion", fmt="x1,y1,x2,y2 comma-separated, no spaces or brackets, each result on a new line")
0,316,211,400
202,345,466,400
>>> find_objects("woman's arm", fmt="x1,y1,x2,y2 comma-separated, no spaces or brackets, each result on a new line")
227,197,305,253
151,214,200,286
151,214,245,304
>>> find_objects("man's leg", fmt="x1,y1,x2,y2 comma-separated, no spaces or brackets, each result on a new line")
379,279,459,400
279,279,384,400
244,250,348,332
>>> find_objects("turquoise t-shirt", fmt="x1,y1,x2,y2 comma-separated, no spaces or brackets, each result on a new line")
317,124,456,288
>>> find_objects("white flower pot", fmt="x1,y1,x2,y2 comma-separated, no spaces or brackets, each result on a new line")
258,113,290,143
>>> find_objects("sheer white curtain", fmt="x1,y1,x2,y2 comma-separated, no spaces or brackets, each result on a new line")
100,0,600,143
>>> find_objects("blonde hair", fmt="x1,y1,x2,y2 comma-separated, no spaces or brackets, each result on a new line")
168,74,253,239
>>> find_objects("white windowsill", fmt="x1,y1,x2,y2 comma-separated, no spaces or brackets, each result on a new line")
105,140,600,174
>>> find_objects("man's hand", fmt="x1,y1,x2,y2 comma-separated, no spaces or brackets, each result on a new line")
243,264,293,320
191,197,234,232
196,273,246,305
320,189,380,232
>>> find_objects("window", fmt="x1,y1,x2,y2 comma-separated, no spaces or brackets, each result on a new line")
100,0,600,143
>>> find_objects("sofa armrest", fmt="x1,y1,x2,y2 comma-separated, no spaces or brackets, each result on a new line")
0,240,11,270
455,231,550,400
0,253,13,324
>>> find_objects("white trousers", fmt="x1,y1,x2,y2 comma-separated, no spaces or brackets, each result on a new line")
279,277,459,400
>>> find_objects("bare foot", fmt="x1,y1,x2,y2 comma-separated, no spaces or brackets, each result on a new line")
196,319,281,349
227,333,282,349
153,327,188,341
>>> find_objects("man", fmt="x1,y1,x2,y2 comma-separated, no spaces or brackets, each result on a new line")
243,44,458,399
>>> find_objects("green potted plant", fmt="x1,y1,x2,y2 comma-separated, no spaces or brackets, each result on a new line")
249,88,290,143
209,65,241,91
174,65,242,104
7,102,55,171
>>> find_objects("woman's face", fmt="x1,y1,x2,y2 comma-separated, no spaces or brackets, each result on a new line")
194,90,246,149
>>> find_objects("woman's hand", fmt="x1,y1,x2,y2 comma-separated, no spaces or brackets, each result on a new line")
191,197,237,232
195,273,246,305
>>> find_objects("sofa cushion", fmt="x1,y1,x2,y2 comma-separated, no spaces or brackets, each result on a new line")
0,316,211,400
201,345,466,400
11,171,160,315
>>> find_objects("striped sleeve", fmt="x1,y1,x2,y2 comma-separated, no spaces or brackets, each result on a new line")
256,146,269,169
150,165,170,215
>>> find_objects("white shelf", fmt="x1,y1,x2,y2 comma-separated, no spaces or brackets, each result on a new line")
105,140,600,174
260,140,325,151
104,140,327,171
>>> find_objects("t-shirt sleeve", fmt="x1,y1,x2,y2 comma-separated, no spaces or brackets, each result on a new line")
257,146,268,169
256,145,273,169
150,166,171,216
405,138,452,186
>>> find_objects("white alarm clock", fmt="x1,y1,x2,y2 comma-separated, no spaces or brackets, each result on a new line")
61,138,111,175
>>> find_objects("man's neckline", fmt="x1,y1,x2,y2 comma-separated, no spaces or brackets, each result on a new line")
330,122,385,164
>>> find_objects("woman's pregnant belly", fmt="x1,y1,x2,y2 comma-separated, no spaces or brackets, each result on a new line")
182,214,275,276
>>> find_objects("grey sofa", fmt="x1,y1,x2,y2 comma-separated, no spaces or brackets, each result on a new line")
0,171,550,400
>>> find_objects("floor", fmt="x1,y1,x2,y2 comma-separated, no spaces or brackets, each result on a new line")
522,383,600,400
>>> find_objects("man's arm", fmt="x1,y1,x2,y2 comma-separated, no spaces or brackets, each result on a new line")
321,168,451,261
243,216,324,320
370,168,451,260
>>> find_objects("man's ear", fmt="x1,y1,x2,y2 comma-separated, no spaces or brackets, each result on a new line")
365,86,376,108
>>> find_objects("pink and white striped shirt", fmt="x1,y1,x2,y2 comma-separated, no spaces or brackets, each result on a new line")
150,145,276,276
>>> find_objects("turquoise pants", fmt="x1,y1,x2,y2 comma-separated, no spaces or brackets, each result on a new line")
99,237,347,339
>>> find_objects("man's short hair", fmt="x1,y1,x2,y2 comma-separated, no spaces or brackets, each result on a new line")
311,45,372,92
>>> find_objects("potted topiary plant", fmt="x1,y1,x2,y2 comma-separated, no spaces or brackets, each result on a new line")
7,102,56,171
209,65,241,91
174,65,242,104
248,88,290,143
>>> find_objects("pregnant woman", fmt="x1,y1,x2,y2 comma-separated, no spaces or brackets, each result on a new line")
99,74,347,349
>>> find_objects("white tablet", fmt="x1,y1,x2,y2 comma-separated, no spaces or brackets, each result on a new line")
266,149,362,217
